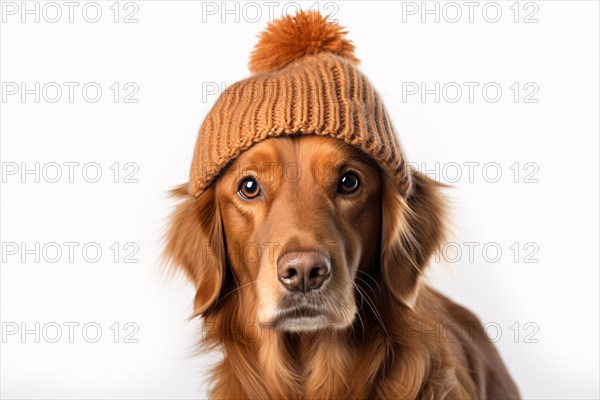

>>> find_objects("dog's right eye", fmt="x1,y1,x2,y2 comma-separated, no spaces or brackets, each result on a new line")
238,177,261,199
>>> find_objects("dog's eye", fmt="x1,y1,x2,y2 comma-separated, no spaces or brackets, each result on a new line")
238,177,261,199
338,172,360,194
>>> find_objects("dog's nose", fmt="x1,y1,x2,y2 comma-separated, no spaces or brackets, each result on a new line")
277,251,331,293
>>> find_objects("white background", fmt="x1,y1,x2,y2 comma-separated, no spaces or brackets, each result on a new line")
1,1,598,398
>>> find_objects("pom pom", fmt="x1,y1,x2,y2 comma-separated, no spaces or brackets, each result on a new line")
249,11,359,74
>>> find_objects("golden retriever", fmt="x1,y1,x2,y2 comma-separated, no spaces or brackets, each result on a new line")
165,135,520,399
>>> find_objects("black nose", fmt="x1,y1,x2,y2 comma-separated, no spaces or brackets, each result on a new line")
277,251,331,293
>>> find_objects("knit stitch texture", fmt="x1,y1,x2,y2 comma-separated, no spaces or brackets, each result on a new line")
189,11,410,198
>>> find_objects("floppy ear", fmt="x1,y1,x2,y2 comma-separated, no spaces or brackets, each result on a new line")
380,170,447,307
164,184,225,317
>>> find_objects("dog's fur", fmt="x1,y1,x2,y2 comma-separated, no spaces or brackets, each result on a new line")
166,136,520,399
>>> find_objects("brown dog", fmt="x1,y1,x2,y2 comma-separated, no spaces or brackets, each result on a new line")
165,135,520,399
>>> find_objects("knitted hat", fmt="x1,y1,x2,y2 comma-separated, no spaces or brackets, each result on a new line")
189,11,411,198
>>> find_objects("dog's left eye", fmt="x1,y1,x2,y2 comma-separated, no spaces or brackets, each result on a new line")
338,172,360,194
238,177,261,199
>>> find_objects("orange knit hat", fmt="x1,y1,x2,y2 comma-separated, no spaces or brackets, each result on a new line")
189,11,411,198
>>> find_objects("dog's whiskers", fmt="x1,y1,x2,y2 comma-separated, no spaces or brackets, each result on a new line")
354,276,394,344
213,279,258,309
351,282,366,336
356,270,382,292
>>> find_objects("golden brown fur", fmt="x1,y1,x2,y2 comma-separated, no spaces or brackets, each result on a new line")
165,136,520,399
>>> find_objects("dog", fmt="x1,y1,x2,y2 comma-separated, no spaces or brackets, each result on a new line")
165,135,520,399
165,10,520,399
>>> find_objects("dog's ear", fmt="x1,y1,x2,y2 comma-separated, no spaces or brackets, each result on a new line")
380,170,447,307
164,184,225,316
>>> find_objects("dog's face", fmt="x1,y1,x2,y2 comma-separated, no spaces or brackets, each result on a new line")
166,135,446,335
215,136,382,331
